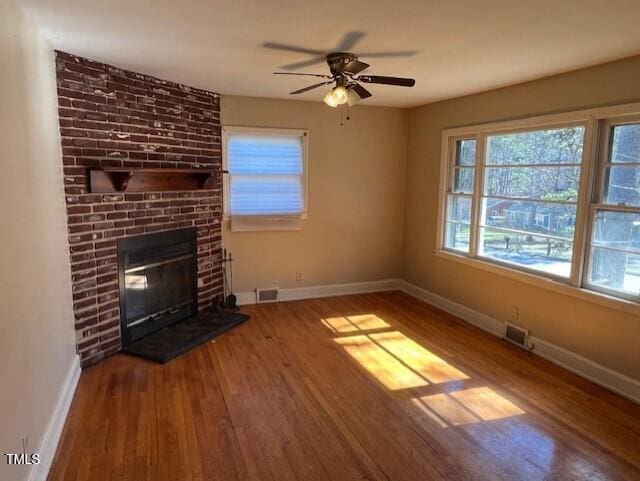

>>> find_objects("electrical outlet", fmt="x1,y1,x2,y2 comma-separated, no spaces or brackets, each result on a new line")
295,271,304,282
511,306,519,322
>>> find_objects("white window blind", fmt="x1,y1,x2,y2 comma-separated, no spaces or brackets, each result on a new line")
226,131,305,216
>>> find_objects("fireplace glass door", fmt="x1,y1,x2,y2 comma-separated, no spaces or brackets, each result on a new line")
118,228,197,345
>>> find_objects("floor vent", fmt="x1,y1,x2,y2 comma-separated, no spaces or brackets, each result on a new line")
256,287,279,303
504,322,530,350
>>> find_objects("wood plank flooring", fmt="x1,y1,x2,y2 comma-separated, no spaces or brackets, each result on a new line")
48,291,640,481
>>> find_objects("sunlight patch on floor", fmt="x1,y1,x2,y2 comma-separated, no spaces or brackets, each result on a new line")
451,387,525,421
370,331,469,384
335,335,428,390
329,318,470,390
413,394,478,426
322,314,390,333
413,387,525,427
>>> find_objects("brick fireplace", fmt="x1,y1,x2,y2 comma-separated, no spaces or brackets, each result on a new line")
55,51,223,367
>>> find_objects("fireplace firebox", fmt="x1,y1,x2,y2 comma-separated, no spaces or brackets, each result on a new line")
117,228,198,346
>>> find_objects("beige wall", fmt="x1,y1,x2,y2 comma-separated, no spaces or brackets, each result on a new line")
220,96,408,293
404,56,640,380
0,0,77,479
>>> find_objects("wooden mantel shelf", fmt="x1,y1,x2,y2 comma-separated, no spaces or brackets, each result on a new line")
89,167,214,193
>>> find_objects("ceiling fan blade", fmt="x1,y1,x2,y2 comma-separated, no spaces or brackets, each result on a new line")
358,51,417,58
351,83,372,100
357,75,415,87
348,84,372,106
335,31,366,51
339,60,370,75
274,72,332,79
279,56,328,71
262,42,325,55
290,81,332,95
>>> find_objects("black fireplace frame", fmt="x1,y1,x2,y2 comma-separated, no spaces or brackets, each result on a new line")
117,227,198,346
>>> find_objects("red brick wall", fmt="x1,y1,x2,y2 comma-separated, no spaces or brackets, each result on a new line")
55,51,223,367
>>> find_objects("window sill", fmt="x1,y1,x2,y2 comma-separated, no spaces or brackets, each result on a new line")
225,213,308,232
435,249,640,316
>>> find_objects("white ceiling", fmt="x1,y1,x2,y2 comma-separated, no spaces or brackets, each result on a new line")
19,0,640,108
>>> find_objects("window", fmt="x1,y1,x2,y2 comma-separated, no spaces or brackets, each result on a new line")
223,127,308,231
444,139,475,253
534,214,550,228
478,126,585,278
586,120,640,300
438,105,640,305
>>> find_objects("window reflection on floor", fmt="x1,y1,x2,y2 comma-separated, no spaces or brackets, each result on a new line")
414,387,524,427
323,314,390,333
325,313,524,427
335,335,428,390
370,331,469,384
450,387,524,421
326,314,469,390
412,394,477,426
321,312,617,480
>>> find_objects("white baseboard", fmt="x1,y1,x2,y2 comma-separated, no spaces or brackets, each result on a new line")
235,278,401,306
399,280,640,405
28,354,81,481
279,278,401,302
529,337,640,404
235,291,257,306
236,279,400,306
399,280,504,337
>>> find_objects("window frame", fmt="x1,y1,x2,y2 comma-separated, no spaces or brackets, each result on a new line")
583,114,640,302
441,136,477,254
437,102,640,312
222,125,309,224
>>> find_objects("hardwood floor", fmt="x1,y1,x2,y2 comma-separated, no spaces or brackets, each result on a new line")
48,291,640,481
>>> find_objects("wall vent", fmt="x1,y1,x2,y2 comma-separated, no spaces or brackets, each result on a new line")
504,322,530,350
256,287,279,303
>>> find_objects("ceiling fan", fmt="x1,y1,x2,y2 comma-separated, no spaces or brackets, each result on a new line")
274,52,416,107
265,32,416,107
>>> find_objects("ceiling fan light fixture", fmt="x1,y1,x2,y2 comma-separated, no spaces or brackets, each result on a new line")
332,85,349,104
323,85,348,107
276,50,415,113
323,89,338,108
347,89,362,106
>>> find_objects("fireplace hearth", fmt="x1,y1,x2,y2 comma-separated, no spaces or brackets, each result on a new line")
117,228,198,346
